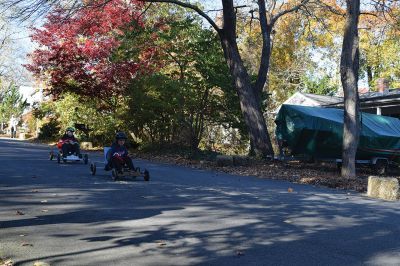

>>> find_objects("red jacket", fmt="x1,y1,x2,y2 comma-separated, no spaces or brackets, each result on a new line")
57,134,78,149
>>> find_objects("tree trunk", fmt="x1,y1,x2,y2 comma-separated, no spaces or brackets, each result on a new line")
218,0,274,158
220,34,273,158
340,0,360,178
366,65,373,89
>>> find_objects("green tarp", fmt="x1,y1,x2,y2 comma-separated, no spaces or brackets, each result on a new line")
275,104,400,162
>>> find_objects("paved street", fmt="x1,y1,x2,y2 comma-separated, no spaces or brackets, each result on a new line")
1,138,400,265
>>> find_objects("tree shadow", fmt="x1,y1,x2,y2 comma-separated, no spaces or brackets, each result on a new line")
2,139,400,265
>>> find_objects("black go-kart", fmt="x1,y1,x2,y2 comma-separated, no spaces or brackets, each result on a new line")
90,147,149,181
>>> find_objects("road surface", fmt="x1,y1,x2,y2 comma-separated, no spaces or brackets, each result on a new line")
1,138,400,265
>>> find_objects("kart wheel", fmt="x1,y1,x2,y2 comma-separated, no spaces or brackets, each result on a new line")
84,154,89,165
144,169,150,181
57,154,61,164
90,163,96,175
111,169,118,181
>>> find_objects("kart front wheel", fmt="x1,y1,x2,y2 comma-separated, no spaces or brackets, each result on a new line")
90,163,96,175
111,169,118,181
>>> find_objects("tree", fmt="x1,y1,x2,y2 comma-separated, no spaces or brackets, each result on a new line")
134,0,312,158
359,14,400,89
123,17,241,150
0,83,28,131
340,0,360,178
25,0,156,98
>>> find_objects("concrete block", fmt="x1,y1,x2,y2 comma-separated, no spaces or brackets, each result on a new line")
81,142,93,149
367,176,399,201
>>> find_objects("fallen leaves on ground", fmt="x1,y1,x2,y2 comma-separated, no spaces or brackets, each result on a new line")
33,261,50,266
155,240,167,247
0,258,13,266
288,187,294,193
15,210,24,215
21,242,33,247
235,250,245,257
136,153,396,192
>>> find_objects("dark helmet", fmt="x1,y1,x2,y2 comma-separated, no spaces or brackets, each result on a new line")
115,132,127,140
66,127,75,132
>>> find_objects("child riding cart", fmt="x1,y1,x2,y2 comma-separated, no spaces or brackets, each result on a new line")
49,127,89,164
89,132,149,181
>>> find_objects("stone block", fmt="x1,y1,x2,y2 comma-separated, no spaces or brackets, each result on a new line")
367,176,399,201
81,141,93,149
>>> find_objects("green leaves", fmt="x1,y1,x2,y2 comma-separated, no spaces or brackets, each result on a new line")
0,83,28,124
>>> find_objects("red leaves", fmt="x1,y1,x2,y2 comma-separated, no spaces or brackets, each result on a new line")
26,0,154,98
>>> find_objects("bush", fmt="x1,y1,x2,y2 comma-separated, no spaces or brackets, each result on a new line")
38,119,60,140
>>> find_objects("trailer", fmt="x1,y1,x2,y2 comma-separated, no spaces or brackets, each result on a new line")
275,104,400,174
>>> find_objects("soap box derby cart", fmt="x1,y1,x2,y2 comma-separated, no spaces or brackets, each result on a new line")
49,139,89,164
90,147,150,181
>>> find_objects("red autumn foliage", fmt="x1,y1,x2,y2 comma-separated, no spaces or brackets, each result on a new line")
26,0,156,98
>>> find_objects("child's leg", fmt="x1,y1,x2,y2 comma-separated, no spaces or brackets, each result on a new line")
111,156,124,173
123,156,135,170
73,143,80,155
61,143,69,157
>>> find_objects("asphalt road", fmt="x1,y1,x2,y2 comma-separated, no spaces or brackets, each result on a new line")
1,138,400,266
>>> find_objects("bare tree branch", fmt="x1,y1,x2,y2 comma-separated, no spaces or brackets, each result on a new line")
139,0,220,32
272,0,310,25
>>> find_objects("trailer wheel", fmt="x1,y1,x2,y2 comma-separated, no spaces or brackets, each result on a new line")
374,159,388,175
336,162,342,172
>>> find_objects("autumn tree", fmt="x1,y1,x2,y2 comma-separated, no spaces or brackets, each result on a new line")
25,0,156,98
130,0,315,158
358,13,400,89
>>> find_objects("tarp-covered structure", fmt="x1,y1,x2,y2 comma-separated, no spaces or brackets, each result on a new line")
275,105,400,162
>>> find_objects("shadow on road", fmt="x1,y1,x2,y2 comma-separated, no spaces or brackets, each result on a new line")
1,139,400,265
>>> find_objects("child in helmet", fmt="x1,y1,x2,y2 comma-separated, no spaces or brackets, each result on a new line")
57,127,80,158
106,132,134,173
